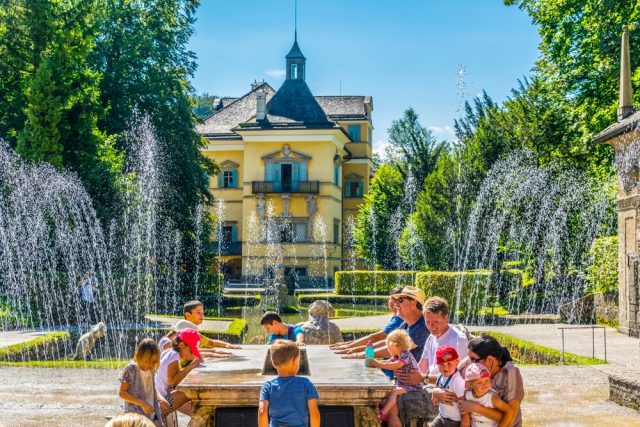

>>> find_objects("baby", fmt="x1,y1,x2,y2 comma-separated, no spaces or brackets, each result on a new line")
366,329,421,421
461,362,513,427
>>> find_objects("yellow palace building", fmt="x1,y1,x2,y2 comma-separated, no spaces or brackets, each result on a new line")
197,36,372,291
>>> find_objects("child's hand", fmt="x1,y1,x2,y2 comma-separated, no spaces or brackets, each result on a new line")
190,358,204,368
458,400,478,415
142,402,154,414
365,359,378,368
460,417,471,427
159,399,170,413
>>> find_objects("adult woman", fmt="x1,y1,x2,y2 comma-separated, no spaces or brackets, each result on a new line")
459,334,524,427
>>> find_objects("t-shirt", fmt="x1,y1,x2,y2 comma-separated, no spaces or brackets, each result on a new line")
394,351,422,393
79,281,94,303
268,324,304,343
259,376,320,427
155,348,180,397
399,317,429,362
119,362,161,422
435,370,466,421
173,319,199,331
420,326,469,376
491,362,524,427
382,315,404,335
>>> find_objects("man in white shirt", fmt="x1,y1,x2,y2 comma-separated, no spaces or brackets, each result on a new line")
419,296,469,383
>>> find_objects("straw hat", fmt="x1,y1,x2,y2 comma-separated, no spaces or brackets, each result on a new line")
392,286,426,306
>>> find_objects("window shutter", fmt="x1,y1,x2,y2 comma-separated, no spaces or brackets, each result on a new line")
231,170,238,188
299,162,308,181
292,163,300,192
217,172,223,188
266,163,276,181
357,180,364,197
231,225,238,242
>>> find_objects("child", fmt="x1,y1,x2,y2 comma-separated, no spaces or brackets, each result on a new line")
155,329,203,418
157,330,177,353
258,340,320,427
461,363,514,427
260,311,305,345
118,338,167,427
173,300,240,352
365,329,421,422
429,345,466,427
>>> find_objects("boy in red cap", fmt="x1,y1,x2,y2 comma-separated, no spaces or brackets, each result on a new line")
460,362,513,427
430,345,466,427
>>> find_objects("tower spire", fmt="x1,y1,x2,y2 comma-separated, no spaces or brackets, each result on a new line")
294,0,298,42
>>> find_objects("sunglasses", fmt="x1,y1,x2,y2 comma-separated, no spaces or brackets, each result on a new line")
470,355,487,363
395,297,412,303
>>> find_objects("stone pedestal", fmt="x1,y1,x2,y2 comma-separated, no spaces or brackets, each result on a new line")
177,345,394,427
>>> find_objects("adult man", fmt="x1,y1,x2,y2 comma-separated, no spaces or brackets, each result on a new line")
173,300,240,351
390,296,469,427
343,286,428,363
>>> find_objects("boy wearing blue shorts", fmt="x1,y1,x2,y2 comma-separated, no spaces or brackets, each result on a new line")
258,340,320,427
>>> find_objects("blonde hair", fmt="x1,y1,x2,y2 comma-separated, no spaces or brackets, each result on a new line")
386,329,412,352
270,339,300,367
133,338,160,371
104,413,155,427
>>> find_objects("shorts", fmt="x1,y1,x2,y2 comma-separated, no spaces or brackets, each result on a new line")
429,414,461,427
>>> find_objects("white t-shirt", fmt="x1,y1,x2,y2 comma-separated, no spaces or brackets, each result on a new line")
421,326,469,376
436,370,466,421
155,349,180,397
173,319,199,331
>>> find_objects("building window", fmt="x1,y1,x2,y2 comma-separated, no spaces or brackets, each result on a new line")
218,169,238,188
344,176,364,198
334,164,340,186
295,223,307,242
347,124,361,141
333,222,339,245
291,63,298,79
221,225,237,242
280,222,294,243
368,127,372,145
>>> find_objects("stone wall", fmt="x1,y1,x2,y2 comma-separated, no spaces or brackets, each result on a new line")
609,374,640,411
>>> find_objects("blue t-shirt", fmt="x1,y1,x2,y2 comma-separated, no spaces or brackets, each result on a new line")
382,315,403,335
268,325,304,343
400,316,429,362
259,376,320,427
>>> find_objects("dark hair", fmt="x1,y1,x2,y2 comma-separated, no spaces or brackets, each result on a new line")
270,340,299,367
389,286,404,296
468,334,512,367
183,300,203,315
424,296,449,316
260,311,283,325
172,336,184,353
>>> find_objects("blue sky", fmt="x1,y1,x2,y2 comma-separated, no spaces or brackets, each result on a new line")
188,1,540,154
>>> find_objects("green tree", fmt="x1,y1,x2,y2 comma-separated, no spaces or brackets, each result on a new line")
354,164,405,269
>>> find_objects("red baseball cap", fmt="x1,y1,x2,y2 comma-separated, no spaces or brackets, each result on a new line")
436,345,459,365
177,328,202,359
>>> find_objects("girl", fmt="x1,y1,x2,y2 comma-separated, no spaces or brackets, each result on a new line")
460,363,514,427
366,329,421,421
155,328,203,418
118,338,167,427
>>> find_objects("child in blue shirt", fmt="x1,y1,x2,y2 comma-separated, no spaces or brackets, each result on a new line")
258,340,320,427
260,311,305,345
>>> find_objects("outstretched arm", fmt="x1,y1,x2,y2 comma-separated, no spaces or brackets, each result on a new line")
366,358,404,370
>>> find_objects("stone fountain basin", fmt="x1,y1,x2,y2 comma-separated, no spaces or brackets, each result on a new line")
178,345,395,407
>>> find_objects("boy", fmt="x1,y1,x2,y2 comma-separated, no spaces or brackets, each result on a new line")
173,300,240,351
260,311,305,345
430,345,466,427
258,340,320,427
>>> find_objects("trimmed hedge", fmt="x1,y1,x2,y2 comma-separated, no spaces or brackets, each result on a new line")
0,331,71,362
335,271,417,295
340,328,379,341
297,294,390,305
415,270,521,319
475,331,605,365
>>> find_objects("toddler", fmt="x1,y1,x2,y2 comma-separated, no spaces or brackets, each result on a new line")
366,329,421,421
461,362,513,427
118,338,167,427
429,345,466,427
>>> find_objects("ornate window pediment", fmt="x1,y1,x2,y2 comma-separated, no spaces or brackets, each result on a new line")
261,144,311,161
220,160,240,170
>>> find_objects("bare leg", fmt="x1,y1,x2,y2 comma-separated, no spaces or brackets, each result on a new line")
387,404,402,427
381,388,406,416
169,390,192,416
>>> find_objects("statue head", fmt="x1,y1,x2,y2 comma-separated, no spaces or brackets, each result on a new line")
308,300,335,319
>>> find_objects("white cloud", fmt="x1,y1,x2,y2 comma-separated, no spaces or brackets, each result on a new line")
428,125,456,140
265,68,286,79
373,140,391,159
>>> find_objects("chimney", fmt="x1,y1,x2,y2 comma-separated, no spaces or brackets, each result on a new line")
618,24,635,121
256,90,266,121
251,80,264,91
